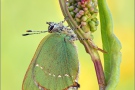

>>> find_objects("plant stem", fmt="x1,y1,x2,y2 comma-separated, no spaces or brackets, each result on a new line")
59,0,106,89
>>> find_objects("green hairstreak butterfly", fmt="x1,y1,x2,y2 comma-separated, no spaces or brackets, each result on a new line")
22,20,80,90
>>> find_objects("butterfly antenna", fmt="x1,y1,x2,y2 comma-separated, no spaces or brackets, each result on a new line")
22,30,48,36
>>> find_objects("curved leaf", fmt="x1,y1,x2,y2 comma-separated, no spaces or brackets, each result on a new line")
98,0,122,90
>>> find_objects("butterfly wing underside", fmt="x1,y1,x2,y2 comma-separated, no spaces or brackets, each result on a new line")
22,33,79,90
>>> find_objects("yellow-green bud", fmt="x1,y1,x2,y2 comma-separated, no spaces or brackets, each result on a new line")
91,13,98,18
95,21,99,26
66,2,70,6
68,6,74,11
75,18,81,23
81,16,88,21
87,13,91,18
81,21,87,26
87,3,92,8
70,12,75,17
90,27,97,32
92,18,97,22
82,24,90,33
89,21,95,28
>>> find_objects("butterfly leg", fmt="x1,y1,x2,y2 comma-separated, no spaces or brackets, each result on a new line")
62,16,70,23
87,39,107,53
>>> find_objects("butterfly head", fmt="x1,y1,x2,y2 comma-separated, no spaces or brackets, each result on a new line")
46,22,64,33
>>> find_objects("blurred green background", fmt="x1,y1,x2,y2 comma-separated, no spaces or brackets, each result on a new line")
1,0,134,90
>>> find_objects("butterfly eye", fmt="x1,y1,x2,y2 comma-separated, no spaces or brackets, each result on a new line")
48,25,54,32
49,26,54,30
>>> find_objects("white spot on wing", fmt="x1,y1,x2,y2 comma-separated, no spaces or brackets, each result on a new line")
36,64,39,67
49,73,51,75
40,66,43,69
65,74,69,77
58,75,62,78
53,74,55,77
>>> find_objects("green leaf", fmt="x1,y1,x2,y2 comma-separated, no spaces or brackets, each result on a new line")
98,0,122,90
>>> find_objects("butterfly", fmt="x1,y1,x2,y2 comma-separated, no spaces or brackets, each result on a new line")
22,19,80,90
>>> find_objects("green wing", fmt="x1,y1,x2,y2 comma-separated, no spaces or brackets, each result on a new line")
22,33,79,90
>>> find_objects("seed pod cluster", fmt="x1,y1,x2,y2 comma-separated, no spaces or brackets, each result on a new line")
66,0,99,33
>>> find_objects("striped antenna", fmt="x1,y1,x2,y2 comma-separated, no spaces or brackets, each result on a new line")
22,30,48,36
